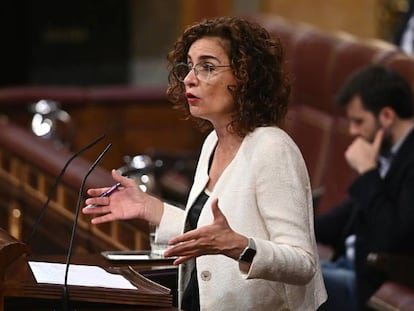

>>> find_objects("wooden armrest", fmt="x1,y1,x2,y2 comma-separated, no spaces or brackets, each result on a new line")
0,228,29,280
368,281,414,311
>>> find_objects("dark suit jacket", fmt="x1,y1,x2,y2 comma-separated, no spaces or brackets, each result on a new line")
315,127,414,310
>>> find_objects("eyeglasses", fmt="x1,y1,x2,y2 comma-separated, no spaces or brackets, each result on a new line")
173,62,232,82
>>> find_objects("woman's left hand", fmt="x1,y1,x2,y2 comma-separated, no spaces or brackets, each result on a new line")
164,198,248,265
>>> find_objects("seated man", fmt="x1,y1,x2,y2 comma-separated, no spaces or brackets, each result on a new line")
315,65,414,311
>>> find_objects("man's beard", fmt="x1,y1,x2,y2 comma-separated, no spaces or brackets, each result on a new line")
372,119,393,157
379,131,393,156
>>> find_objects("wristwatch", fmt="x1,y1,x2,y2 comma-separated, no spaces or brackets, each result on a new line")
238,238,256,263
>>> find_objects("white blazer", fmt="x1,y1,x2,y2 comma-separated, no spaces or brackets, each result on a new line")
158,127,327,310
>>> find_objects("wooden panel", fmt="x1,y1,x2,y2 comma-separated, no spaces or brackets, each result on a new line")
68,101,205,171
0,120,150,254
262,0,380,38
0,87,206,174
182,0,232,28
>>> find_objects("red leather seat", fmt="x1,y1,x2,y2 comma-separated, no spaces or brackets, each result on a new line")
290,30,343,113
283,105,334,191
316,116,357,214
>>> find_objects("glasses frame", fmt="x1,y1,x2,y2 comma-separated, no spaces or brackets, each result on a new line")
173,62,232,82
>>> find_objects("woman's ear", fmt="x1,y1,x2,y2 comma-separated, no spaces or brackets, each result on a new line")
379,106,396,128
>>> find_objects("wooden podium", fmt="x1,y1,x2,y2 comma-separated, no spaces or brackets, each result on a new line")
0,228,177,310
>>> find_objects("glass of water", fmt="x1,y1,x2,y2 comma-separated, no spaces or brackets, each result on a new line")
148,223,169,257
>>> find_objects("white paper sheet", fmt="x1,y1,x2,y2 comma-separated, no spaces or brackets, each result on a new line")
28,261,136,290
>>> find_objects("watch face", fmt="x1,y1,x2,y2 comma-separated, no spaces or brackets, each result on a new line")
240,248,256,263
238,238,257,263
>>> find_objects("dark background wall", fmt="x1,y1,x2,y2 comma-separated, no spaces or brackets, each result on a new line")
1,0,129,86
0,0,404,87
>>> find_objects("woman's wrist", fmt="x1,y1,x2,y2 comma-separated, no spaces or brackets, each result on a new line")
143,195,165,225
228,234,249,260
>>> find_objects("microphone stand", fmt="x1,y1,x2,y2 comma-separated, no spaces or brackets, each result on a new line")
62,143,112,311
27,134,105,246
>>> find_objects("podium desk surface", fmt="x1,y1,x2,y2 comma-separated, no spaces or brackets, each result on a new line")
2,253,178,311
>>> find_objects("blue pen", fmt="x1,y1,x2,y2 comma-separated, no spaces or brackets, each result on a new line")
85,182,121,209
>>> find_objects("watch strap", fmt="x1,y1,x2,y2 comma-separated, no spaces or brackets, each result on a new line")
238,238,256,263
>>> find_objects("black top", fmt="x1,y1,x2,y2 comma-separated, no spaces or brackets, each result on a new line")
181,191,209,311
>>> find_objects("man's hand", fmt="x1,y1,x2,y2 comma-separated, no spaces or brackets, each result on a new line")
345,129,384,174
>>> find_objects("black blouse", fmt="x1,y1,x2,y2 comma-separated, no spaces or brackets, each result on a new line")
181,190,209,311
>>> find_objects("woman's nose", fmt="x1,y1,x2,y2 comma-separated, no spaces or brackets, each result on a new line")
183,68,198,85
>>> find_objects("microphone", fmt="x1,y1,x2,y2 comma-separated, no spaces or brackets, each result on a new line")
62,143,112,311
28,134,105,246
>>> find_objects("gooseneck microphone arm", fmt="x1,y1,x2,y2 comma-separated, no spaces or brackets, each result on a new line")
28,134,105,246
62,143,112,311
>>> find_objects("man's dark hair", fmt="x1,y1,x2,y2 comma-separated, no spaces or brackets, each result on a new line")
336,65,414,118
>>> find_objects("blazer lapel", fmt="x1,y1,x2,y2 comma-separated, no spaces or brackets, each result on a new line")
384,127,414,182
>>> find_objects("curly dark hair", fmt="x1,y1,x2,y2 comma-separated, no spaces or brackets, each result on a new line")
166,16,291,137
336,65,414,118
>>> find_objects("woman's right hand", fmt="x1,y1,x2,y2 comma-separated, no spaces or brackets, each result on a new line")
82,169,164,225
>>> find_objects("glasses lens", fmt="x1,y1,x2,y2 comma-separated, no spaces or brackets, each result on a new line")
194,63,211,81
174,63,190,81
